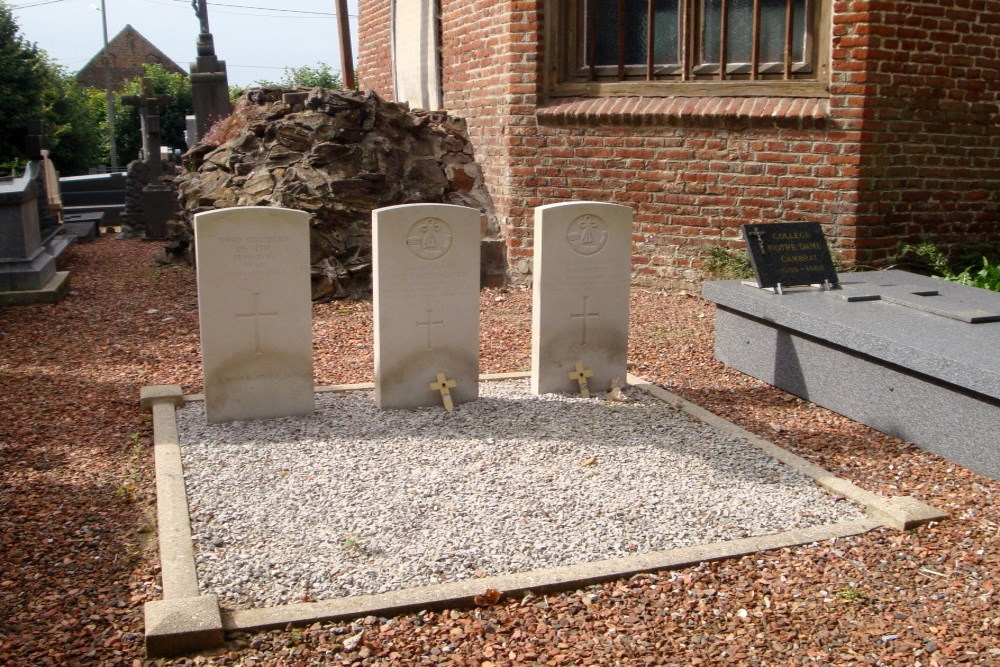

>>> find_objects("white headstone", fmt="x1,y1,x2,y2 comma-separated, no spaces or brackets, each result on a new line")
373,203,480,409
531,202,633,395
194,206,315,423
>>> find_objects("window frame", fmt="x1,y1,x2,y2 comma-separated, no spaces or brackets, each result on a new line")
544,0,831,98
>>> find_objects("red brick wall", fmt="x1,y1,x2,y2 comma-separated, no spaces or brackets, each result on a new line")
843,0,1000,264
439,0,532,240
357,0,393,98
357,0,1000,284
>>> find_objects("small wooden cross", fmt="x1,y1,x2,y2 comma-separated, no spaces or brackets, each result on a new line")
428,372,457,411
568,361,594,398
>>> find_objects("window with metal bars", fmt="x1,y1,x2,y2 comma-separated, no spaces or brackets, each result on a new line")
557,0,824,86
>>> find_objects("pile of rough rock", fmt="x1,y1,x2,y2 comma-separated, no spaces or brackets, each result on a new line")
164,87,502,299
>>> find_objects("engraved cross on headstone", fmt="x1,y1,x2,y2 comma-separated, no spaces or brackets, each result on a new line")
236,292,278,354
570,295,600,346
417,309,444,350
122,79,172,180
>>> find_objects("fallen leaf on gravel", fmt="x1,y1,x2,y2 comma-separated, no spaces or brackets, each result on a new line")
474,589,502,606
580,456,598,466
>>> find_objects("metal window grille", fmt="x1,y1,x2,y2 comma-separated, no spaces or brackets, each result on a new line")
579,0,813,82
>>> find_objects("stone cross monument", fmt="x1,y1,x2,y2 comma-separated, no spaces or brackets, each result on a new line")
122,80,175,240
189,0,232,142
122,79,171,178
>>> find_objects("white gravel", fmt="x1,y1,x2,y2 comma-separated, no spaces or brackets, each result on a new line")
177,379,866,608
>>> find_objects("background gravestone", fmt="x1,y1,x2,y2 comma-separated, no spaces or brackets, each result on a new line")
531,202,632,395
0,121,72,303
122,80,175,240
373,203,480,409
194,206,314,423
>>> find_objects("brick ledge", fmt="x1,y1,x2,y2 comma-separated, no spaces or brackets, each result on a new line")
536,97,830,128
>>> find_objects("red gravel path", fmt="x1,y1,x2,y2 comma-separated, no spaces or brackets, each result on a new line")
0,238,996,666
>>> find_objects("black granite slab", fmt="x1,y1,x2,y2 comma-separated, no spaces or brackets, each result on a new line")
742,222,838,289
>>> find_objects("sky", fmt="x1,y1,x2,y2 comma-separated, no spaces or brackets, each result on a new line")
9,0,360,88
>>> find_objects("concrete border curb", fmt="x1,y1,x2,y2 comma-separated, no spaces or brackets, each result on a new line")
222,518,879,632
142,373,945,656
141,385,224,657
626,375,948,530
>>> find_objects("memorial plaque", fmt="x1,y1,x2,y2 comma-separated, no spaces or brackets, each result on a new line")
742,222,838,290
373,203,480,409
195,206,314,423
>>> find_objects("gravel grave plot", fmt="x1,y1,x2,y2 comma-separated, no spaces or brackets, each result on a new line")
5,239,998,666
178,378,866,608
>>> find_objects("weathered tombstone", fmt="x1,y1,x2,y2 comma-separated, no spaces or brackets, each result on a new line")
531,202,632,395
122,80,171,171
742,222,838,291
122,79,175,240
373,203,480,409
23,118,48,161
194,207,314,423
59,171,126,227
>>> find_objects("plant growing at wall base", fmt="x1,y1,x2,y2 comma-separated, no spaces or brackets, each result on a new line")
895,239,1000,293
701,246,754,280
895,239,951,276
950,257,1000,292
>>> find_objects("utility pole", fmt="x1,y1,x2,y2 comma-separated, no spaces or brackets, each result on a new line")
99,0,118,170
335,0,354,89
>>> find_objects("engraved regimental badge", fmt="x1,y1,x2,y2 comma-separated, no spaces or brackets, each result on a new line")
407,217,453,260
566,214,608,256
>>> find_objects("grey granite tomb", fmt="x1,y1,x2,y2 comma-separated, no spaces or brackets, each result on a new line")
0,161,71,304
703,270,1000,481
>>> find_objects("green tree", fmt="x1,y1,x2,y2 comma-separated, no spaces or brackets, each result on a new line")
256,62,343,89
42,69,109,174
115,64,194,164
0,2,108,173
0,0,49,167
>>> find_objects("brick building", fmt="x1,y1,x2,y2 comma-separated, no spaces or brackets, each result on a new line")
76,25,186,92
358,0,1000,285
